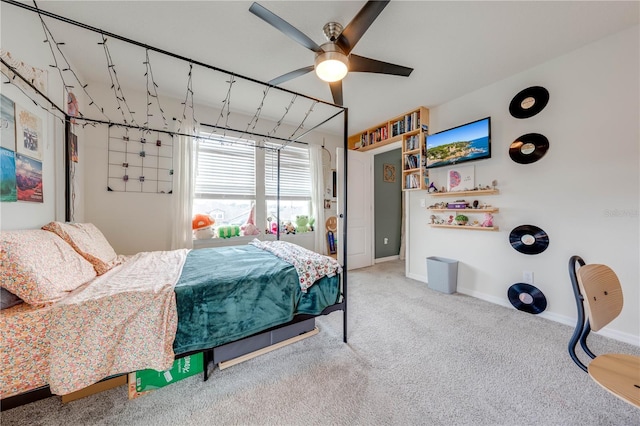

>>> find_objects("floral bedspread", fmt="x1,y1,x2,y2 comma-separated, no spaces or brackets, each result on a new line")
249,240,342,292
47,249,189,395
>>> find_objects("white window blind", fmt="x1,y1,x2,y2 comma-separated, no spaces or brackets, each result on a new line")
194,137,255,198
265,143,311,199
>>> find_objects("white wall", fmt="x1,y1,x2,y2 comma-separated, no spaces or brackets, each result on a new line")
407,26,639,344
0,5,80,230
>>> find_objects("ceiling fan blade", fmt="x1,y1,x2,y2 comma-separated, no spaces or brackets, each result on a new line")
349,54,413,77
329,81,343,106
336,0,390,55
249,2,323,54
268,65,315,86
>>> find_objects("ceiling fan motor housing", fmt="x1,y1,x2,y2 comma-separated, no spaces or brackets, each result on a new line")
323,22,344,41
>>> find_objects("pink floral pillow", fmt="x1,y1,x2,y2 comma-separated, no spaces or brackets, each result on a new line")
0,230,97,305
41,222,121,275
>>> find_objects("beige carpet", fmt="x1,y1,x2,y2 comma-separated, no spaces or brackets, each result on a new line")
2,260,639,425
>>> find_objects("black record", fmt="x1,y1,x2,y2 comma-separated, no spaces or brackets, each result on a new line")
509,133,549,164
508,283,547,314
509,225,549,255
509,86,549,119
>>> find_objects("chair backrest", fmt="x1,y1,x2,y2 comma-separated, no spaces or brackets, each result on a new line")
577,264,624,332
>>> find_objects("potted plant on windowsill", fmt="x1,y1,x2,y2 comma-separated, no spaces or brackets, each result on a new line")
455,214,469,226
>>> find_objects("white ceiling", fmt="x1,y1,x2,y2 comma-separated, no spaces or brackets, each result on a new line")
5,1,639,136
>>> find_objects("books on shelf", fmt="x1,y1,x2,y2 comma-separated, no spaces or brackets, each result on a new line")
405,173,421,189
392,111,422,137
404,154,420,170
405,135,419,151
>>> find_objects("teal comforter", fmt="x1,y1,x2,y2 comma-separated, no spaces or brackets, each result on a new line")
173,245,340,354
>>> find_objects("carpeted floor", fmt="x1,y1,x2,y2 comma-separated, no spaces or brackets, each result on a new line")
2,260,639,425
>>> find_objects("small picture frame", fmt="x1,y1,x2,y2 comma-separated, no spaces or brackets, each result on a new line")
383,164,396,183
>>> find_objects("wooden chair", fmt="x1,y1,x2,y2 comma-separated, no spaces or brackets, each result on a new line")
568,256,640,408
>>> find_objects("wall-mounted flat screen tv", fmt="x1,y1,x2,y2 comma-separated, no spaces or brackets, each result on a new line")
426,117,491,169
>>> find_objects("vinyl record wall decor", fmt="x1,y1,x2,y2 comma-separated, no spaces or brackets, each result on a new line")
509,225,549,255
509,86,549,119
508,283,547,314
509,133,549,164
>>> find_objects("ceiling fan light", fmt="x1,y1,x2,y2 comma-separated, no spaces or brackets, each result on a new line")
315,48,349,82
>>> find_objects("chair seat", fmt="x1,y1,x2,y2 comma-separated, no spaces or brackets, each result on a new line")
588,353,640,408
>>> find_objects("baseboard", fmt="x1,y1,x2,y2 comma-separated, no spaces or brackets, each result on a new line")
375,255,399,263
406,271,426,282
458,288,640,347
404,271,639,346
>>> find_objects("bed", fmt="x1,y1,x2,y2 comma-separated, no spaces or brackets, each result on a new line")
0,223,344,409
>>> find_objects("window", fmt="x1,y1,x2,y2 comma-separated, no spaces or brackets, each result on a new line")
193,136,255,227
192,135,312,237
265,142,312,225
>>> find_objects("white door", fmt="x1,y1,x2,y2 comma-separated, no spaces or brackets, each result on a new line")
336,148,373,270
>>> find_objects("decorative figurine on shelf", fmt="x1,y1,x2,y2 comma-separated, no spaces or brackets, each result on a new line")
455,214,469,226
472,200,479,208
428,182,438,193
492,180,498,190
295,215,309,233
284,221,296,234
192,213,215,240
241,204,260,236
430,215,437,224
447,215,454,225
218,225,240,239
482,213,494,228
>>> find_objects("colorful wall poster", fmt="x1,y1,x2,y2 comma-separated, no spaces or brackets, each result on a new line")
15,103,43,161
16,153,43,203
0,147,17,202
1,93,16,151
70,132,78,163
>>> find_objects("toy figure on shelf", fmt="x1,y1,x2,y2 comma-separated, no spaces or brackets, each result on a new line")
482,213,494,227
192,213,215,240
428,182,438,193
447,215,454,225
284,222,296,234
241,204,260,236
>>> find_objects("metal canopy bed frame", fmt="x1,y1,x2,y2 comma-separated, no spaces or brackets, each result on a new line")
1,0,349,410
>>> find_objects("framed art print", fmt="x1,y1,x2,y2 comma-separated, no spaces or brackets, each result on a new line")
0,94,16,151
15,102,43,161
447,164,474,192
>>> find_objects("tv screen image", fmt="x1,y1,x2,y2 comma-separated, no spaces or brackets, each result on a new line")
426,117,491,169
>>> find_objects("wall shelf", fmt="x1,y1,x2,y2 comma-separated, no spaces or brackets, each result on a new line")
427,188,499,230
430,224,499,231
348,106,430,191
429,189,499,197
428,208,499,213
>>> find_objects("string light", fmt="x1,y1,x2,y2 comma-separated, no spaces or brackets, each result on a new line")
11,1,346,161
287,101,318,142
143,49,168,129
100,34,137,126
33,3,107,121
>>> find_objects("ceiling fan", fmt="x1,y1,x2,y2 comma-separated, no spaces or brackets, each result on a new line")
249,1,413,106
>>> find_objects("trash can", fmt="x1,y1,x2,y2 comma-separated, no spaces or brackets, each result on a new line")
426,257,458,294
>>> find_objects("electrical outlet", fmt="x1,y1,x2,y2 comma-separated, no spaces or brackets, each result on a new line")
384,238,389,245
523,271,534,284
420,199,426,208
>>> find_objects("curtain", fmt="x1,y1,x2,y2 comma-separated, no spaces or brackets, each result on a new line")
170,120,195,250
309,144,326,254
